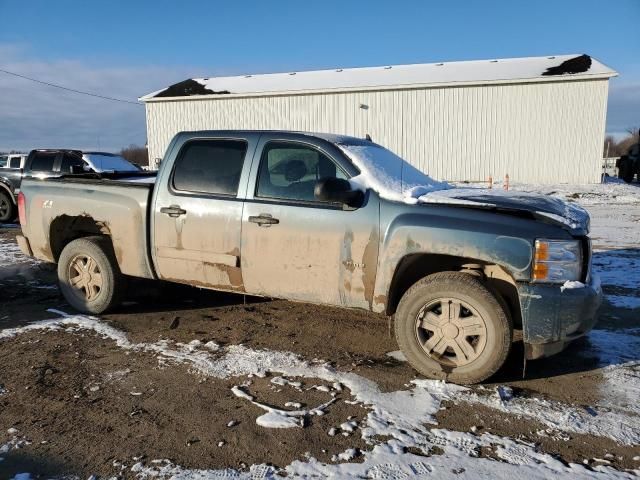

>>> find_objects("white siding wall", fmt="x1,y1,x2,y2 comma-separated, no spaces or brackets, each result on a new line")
145,79,609,184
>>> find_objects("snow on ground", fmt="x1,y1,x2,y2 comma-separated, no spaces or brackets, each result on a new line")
0,236,30,268
1,312,638,479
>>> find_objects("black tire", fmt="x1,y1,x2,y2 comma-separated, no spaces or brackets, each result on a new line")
57,236,125,314
0,190,16,223
394,272,512,384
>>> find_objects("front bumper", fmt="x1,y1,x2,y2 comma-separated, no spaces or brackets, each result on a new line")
518,274,602,360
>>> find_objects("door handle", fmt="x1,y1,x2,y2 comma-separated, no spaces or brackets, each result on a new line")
160,205,187,217
248,214,279,226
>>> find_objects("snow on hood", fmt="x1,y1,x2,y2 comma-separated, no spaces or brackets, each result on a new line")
421,188,591,231
338,143,589,232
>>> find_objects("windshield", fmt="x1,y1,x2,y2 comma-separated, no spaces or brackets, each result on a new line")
337,143,449,202
84,153,141,172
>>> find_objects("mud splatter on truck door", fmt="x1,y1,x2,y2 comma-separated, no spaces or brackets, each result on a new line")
241,196,380,310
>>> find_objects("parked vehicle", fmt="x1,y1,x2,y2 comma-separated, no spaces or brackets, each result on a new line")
0,154,28,222
16,131,602,384
617,129,640,183
0,153,27,168
0,150,141,222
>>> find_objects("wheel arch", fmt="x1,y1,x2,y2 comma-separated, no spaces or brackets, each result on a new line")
385,253,521,329
0,181,16,205
49,214,113,262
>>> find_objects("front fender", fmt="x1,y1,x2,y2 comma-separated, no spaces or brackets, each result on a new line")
372,202,569,313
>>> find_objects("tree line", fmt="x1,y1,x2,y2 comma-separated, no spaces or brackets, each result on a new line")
604,127,639,158
119,144,149,167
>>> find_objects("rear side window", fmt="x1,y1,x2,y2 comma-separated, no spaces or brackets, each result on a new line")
30,152,57,172
0,156,7,168
9,157,22,169
172,140,247,196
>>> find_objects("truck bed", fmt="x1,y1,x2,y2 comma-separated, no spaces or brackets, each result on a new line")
19,176,156,279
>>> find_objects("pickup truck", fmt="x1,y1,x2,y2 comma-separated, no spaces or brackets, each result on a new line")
0,153,27,222
0,149,141,223
16,130,602,384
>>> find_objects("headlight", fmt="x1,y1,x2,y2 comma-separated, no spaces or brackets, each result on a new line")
532,239,582,283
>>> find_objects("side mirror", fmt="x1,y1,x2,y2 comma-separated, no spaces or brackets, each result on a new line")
314,177,364,208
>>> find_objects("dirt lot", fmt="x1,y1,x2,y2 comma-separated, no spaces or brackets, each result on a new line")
1,203,639,479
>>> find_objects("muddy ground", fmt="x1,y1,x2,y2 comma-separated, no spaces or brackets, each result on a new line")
0,225,638,478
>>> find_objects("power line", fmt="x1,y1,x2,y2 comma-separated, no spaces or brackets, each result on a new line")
0,67,142,106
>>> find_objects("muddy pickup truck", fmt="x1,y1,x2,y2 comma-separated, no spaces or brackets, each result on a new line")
16,131,602,384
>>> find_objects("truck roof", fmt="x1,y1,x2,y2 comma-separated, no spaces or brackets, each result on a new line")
174,130,374,146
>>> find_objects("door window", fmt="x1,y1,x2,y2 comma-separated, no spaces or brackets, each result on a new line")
172,140,247,196
9,157,22,169
30,152,57,172
256,142,348,202
60,154,88,173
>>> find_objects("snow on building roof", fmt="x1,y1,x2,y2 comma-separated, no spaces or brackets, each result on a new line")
140,54,616,102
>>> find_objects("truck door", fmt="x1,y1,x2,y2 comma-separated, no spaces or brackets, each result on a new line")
241,136,380,310
152,134,257,291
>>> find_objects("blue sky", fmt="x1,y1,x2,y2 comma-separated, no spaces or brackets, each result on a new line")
0,0,638,150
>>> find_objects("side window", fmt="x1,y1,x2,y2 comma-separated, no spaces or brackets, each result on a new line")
30,153,57,172
60,154,88,173
256,142,348,203
0,156,7,168
172,139,247,196
9,157,22,169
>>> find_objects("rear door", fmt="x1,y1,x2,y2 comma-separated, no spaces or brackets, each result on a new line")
152,133,258,291
240,134,380,310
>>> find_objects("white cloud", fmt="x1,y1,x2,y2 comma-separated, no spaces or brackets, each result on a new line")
606,80,640,137
0,44,197,152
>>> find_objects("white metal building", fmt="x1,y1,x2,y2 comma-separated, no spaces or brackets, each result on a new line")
140,54,616,184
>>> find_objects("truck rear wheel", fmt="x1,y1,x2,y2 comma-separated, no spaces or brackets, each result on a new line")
0,190,15,223
394,272,512,384
57,236,125,314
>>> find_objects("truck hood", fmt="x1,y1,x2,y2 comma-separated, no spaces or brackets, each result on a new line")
335,143,589,235
419,188,590,235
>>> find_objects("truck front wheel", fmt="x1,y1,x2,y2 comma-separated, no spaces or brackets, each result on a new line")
57,236,125,314
395,272,512,384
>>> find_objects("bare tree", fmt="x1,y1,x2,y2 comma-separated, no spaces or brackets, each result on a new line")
603,128,639,157
119,144,149,167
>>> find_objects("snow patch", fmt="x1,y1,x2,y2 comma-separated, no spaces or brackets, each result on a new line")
231,385,335,429
386,350,407,362
561,280,586,292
